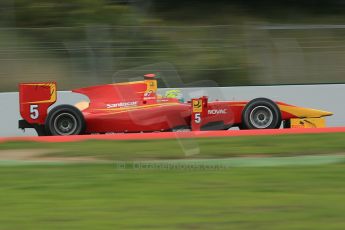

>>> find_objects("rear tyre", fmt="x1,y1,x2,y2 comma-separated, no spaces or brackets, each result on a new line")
45,105,85,136
242,98,282,129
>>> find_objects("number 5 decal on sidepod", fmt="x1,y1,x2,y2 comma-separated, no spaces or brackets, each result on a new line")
30,104,39,120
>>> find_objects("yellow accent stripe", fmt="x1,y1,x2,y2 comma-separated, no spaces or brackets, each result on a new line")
279,105,333,118
96,103,181,114
110,81,145,86
230,103,246,106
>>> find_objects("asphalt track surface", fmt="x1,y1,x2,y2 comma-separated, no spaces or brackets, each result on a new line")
1,127,345,143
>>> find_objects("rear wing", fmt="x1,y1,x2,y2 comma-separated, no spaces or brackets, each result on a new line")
19,82,57,125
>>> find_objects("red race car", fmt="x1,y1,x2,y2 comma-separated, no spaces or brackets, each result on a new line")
18,74,333,136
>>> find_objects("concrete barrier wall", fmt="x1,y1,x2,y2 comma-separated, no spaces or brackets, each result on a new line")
1,84,344,137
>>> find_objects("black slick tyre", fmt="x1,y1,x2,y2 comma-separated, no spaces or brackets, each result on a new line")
45,105,85,136
242,98,282,129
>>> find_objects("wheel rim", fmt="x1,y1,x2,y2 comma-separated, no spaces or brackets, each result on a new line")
249,106,274,129
53,113,78,135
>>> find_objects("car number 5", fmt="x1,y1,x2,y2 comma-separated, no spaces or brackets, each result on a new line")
194,113,201,124
30,104,39,119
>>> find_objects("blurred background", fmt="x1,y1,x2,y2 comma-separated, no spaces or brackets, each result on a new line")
1,0,345,91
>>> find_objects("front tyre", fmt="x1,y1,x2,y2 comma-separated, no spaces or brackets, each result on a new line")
242,98,282,129
45,105,85,136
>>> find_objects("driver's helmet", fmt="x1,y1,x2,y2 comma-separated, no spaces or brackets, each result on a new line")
165,89,184,102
